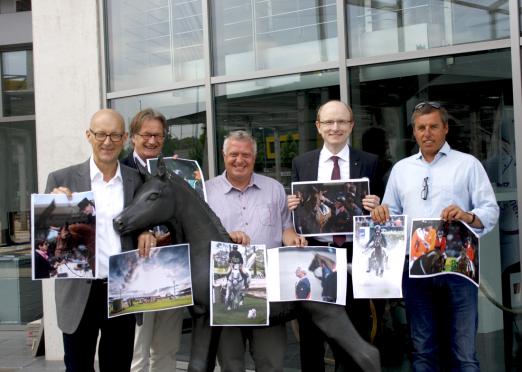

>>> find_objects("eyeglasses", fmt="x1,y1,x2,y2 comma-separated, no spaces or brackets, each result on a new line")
319,120,353,127
135,133,165,141
421,177,429,200
89,129,124,142
414,101,441,111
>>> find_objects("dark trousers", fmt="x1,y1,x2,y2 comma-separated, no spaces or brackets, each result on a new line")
63,280,136,372
298,238,370,372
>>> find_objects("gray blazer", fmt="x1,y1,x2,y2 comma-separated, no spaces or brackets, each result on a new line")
45,159,142,334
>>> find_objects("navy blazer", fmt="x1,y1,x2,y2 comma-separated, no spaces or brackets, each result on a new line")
291,148,383,198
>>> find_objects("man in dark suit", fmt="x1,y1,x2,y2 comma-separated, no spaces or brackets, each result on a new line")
287,100,383,372
119,108,185,372
34,239,54,279
120,108,167,170
46,108,155,372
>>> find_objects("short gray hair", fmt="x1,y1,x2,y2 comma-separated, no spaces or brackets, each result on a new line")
223,130,257,155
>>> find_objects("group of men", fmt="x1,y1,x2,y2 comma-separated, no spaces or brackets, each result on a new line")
46,98,498,372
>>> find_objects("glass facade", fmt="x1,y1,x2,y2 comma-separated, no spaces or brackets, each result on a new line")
111,87,208,173
347,0,509,58
214,70,339,187
211,0,338,76
105,1,522,369
1,50,34,116
0,0,31,14
0,48,35,248
106,0,204,91
349,49,514,188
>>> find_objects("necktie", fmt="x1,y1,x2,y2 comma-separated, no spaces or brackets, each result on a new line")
331,156,345,246
331,156,341,180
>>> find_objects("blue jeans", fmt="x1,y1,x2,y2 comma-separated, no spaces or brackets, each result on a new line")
404,274,479,372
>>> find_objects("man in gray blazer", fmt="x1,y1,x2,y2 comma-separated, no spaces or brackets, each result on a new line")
46,109,155,371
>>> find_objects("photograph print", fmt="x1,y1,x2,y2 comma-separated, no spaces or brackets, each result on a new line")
291,179,370,236
31,192,96,280
148,157,207,201
409,219,480,286
210,241,268,326
108,244,193,318
352,215,407,298
267,246,348,305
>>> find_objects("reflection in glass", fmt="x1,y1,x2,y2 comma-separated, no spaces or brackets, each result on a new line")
349,49,514,189
214,70,339,188
0,0,31,13
212,0,338,76
111,87,207,174
347,0,509,58
0,121,36,246
106,0,204,91
1,50,34,116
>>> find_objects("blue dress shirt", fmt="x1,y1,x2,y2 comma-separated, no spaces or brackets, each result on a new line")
383,142,499,238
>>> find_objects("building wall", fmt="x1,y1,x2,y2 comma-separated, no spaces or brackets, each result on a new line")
32,0,103,360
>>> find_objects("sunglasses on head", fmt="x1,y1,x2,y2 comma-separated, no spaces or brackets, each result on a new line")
414,101,441,111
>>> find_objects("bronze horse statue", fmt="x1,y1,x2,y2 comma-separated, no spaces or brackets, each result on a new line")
113,159,380,372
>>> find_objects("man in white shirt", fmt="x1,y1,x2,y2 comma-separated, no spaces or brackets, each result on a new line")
46,108,155,371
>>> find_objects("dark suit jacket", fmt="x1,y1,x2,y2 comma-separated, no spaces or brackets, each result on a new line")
34,251,52,279
291,148,383,198
45,159,142,334
120,151,138,169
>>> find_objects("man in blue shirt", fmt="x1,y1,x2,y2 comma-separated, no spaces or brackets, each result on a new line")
371,102,499,371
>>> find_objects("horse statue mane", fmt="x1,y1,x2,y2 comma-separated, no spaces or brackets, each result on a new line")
113,157,381,372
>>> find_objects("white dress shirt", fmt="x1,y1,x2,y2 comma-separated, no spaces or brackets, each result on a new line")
316,144,352,243
89,156,124,278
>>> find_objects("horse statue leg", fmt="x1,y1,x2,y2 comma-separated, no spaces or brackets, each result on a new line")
300,301,381,372
188,306,221,372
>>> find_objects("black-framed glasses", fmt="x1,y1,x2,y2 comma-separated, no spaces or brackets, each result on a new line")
89,129,124,142
414,101,441,111
421,177,429,200
135,133,165,141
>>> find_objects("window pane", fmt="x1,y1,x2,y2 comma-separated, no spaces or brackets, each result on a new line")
349,49,517,370
214,70,339,188
0,0,31,14
347,0,510,58
212,0,338,76
110,87,208,174
106,0,204,91
0,120,36,246
1,50,34,116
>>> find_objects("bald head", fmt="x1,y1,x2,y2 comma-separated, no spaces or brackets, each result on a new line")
90,109,125,132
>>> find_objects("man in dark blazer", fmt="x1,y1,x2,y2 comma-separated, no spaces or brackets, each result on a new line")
119,108,186,372
288,100,383,372
46,108,155,372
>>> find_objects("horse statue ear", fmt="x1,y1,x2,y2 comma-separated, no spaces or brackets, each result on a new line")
157,155,167,179
136,161,152,181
